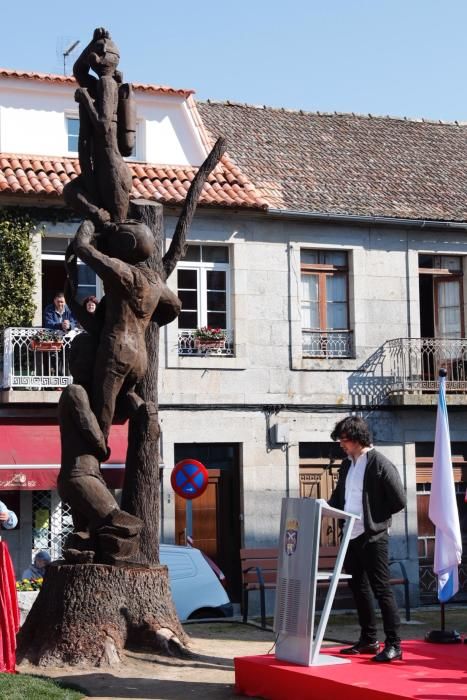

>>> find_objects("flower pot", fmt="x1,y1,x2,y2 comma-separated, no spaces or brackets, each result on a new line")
194,339,224,350
30,341,63,351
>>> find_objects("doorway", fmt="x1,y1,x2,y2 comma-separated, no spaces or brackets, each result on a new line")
415,442,467,603
173,443,241,602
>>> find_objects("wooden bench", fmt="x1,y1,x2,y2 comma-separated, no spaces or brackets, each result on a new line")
240,546,411,629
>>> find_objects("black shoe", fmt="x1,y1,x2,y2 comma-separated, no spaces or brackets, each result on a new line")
340,640,380,655
372,644,402,662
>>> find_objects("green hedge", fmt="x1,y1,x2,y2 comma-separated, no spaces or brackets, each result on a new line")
0,210,37,329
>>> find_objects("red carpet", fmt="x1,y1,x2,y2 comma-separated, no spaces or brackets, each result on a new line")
235,640,467,699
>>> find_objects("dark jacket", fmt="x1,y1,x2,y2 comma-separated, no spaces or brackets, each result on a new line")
328,449,406,541
43,303,76,331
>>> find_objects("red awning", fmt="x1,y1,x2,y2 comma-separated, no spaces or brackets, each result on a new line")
0,422,127,490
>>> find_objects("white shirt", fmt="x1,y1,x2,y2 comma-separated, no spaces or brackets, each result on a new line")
344,447,372,539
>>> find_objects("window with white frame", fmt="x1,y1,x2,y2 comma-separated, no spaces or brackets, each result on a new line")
300,249,352,358
41,237,102,310
67,116,141,160
177,245,230,329
177,245,232,354
66,117,79,154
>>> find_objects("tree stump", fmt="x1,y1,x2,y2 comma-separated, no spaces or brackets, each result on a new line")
17,562,187,666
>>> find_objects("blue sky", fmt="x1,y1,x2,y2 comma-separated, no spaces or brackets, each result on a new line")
2,0,467,121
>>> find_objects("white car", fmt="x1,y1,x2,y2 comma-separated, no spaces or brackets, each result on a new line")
160,543,233,621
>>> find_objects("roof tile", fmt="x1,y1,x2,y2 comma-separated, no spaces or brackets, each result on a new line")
0,153,268,210
198,101,467,222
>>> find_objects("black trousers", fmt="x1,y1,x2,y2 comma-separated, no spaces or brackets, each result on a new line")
344,532,401,646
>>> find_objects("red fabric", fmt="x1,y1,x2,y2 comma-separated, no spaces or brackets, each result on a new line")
0,541,19,673
235,641,467,699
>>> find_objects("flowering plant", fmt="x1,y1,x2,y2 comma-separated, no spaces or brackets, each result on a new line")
31,329,63,343
194,326,226,341
16,577,43,591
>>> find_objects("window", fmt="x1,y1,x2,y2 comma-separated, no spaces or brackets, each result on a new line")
67,117,79,153
418,254,464,340
67,115,141,159
41,237,102,309
177,245,232,356
177,245,230,329
300,249,352,358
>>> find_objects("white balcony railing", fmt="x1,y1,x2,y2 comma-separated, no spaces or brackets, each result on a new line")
302,329,353,358
0,327,80,390
178,329,234,356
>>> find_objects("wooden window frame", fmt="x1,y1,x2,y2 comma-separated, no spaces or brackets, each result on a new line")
300,252,350,332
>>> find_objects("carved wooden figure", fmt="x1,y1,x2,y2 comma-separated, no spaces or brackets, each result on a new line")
63,28,134,226
58,333,143,564
72,219,181,441
17,23,227,665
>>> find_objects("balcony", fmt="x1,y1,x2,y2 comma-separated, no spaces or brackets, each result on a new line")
302,330,353,358
349,337,467,406
178,329,234,357
0,327,79,395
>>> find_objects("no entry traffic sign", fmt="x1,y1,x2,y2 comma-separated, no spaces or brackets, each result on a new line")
171,459,209,500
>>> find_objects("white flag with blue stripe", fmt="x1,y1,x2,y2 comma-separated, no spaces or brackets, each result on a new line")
428,373,462,603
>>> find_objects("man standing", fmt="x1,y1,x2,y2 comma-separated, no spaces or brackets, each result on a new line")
328,416,406,662
43,291,76,332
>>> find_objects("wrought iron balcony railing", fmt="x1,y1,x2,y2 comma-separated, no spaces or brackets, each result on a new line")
302,329,353,358
385,337,467,393
178,329,234,356
0,327,80,390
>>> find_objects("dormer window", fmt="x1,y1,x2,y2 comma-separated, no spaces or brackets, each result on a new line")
67,117,79,154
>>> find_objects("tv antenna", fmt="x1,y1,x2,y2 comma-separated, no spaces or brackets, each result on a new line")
62,40,80,76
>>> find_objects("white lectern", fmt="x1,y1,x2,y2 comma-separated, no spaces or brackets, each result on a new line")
274,497,358,666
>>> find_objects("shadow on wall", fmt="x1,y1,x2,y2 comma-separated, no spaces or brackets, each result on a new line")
348,343,395,407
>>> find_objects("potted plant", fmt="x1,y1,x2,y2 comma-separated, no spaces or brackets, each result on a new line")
16,578,43,625
193,326,226,350
30,329,64,351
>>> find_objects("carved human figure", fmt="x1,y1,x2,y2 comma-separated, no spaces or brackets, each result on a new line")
63,27,134,227
72,219,181,442
58,332,143,564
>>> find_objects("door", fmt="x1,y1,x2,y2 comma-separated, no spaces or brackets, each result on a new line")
416,442,467,603
174,444,241,602
299,461,340,548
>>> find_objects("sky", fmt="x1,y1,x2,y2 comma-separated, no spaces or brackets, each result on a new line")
1,0,467,121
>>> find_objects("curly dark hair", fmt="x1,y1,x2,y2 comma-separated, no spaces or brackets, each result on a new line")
83,295,98,306
330,416,372,447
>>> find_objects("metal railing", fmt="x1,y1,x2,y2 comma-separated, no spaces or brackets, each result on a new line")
0,327,81,390
178,329,234,356
385,337,467,393
302,329,353,358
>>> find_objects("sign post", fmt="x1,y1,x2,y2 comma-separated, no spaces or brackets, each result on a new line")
171,459,209,542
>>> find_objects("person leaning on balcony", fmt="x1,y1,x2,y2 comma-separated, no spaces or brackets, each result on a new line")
328,416,406,663
0,500,18,529
43,291,77,332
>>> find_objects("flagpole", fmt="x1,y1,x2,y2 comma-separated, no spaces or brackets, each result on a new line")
425,368,462,644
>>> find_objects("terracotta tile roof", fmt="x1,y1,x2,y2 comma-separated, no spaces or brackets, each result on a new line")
0,68,194,98
0,154,268,210
198,101,467,222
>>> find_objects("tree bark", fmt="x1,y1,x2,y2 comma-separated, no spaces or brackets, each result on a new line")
121,201,164,565
17,562,187,666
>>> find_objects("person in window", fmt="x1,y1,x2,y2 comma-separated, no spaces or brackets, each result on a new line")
83,295,98,315
21,550,51,580
328,416,406,663
0,500,17,530
43,291,77,332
